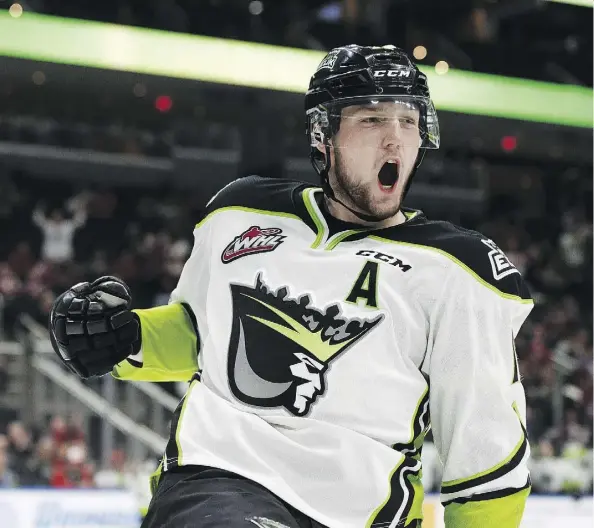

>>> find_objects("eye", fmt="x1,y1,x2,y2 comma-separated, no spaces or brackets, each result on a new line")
361,116,383,124
399,117,418,128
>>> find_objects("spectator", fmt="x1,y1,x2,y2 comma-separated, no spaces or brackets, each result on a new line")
29,436,54,486
0,435,17,488
95,449,129,489
559,209,592,270
0,356,8,395
32,199,87,264
50,437,94,488
6,421,38,486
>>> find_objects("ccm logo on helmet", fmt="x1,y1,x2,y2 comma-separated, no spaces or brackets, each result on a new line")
373,70,411,78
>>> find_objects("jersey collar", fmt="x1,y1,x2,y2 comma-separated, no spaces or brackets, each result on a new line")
299,187,424,250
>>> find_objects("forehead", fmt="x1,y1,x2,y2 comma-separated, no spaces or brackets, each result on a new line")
340,101,419,117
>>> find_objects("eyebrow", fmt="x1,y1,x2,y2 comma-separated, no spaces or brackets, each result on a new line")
348,104,419,116
350,105,383,113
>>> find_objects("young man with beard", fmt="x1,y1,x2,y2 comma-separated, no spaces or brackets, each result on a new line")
49,45,532,527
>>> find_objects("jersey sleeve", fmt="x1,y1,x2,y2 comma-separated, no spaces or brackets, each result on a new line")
423,248,534,528
111,303,199,382
112,225,207,382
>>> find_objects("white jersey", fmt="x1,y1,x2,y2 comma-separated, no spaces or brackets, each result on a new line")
114,176,533,527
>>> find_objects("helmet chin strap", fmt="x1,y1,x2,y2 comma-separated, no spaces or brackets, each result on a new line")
314,144,426,225
321,175,386,224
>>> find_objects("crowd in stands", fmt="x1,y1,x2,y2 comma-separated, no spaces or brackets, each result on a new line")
0,163,591,494
0,413,153,512
0,169,198,340
0,416,92,488
0,115,176,159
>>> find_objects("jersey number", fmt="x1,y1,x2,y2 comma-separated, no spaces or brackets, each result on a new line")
346,261,379,308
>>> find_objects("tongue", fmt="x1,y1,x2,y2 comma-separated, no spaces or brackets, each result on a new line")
378,162,399,187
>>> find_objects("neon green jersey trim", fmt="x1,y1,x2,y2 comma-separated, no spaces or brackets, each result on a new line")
400,386,429,451
405,471,425,525
325,230,364,250
442,433,525,489
368,235,533,303
112,303,198,382
302,188,326,248
444,486,530,528
195,206,302,230
148,459,164,496
175,379,199,466
365,458,405,528
442,403,526,488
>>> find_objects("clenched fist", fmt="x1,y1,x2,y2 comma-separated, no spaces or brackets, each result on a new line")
49,276,140,379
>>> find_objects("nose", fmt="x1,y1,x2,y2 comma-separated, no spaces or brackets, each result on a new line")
382,119,403,149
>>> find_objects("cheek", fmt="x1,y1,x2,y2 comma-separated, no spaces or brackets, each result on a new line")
403,147,420,170
345,153,377,182
344,149,371,168
397,149,420,189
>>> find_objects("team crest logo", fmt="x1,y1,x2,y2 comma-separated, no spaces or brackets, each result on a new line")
481,239,519,280
222,226,285,264
316,49,340,71
227,273,384,416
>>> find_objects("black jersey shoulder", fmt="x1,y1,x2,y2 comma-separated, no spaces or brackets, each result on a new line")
204,175,312,218
380,215,532,301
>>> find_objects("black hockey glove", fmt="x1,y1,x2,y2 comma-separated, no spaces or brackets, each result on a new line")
49,276,140,379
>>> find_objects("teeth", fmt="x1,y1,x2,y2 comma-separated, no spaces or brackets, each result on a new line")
387,160,397,164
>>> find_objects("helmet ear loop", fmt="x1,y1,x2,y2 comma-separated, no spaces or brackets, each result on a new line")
320,140,336,200
309,133,332,180
321,112,342,200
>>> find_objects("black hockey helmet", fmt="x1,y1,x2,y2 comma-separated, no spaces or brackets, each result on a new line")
305,45,440,217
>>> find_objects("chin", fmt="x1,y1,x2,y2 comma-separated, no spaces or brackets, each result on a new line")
373,207,401,222
372,187,402,211
364,201,401,222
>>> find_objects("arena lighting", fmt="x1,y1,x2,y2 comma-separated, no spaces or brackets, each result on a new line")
501,135,518,152
155,95,173,112
0,12,591,128
32,71,46,85
133,83,147,97
545,0,593,7
435,61,450,75
9,3,23,18
413,46,427,60
248,1,264,15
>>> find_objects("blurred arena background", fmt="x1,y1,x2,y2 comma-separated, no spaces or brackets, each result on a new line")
0,0,592,526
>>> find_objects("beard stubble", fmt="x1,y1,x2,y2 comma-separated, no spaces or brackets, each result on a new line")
332,149,402,222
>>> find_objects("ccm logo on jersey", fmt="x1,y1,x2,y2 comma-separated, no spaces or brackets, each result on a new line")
222,226,286,263
481,239,519,280
356,250,412,272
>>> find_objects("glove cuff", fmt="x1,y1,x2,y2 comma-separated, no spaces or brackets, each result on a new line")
131,312,142,356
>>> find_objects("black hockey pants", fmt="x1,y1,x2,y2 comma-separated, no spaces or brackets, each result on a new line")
141,466,328,528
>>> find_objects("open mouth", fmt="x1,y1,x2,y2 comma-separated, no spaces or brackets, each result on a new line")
378,160,400,191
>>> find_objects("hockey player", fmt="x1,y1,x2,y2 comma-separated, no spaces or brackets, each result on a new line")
49,45,533,527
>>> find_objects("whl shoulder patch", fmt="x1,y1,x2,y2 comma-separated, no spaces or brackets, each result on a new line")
222,226,285,263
